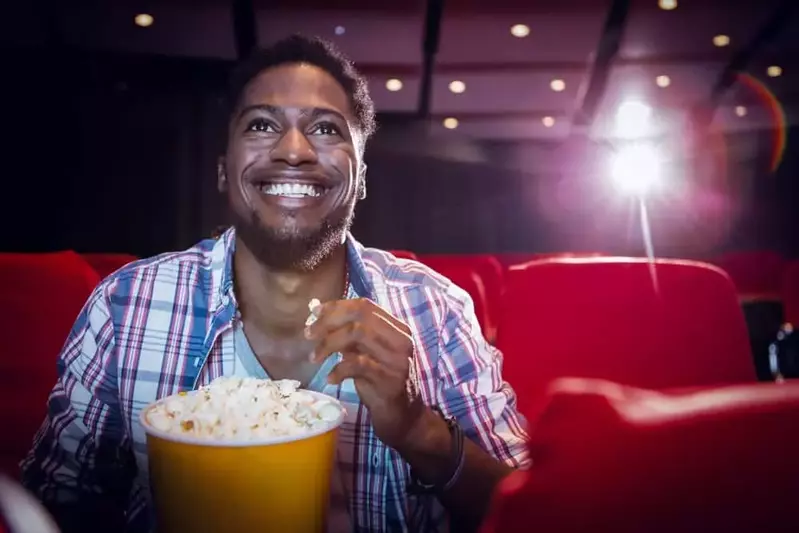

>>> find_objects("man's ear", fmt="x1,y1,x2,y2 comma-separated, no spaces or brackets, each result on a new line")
357,163,367,200
217,156,228,193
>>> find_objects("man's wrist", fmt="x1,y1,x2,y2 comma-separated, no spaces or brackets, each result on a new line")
395,406,457,487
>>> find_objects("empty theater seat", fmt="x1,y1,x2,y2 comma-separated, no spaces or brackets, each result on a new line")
81,253,138,278
782,260,799,326
421,255,504,340
496,257,755,415
712,250,785,301
481,378,799,533
0,252,100,478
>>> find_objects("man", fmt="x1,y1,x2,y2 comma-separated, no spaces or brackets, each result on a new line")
21,35,529,532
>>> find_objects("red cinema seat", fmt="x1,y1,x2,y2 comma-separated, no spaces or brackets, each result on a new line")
481,378,799,533
0,252,100,478
421,255,504,341
388,250,418,261
712,250,785,302
495,252,604,269
82,252,138,278
782,260,799,326
496,257,755,416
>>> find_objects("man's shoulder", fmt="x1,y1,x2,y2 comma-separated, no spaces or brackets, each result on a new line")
358,246,472,316
93,237,221,309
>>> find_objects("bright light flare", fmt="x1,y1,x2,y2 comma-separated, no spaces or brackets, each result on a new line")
610,143,663,196
615,100,652,138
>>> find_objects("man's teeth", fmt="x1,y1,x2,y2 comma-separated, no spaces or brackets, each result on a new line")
260,183,323,197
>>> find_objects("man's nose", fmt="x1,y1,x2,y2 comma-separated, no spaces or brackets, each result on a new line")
269,128,318,167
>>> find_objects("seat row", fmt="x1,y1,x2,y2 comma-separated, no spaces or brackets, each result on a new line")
0,250,797,530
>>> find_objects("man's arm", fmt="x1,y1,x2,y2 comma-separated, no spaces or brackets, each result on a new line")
20,288,136,533
394,290,530,531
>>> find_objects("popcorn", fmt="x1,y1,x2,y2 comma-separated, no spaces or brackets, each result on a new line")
305,298,321,327
145,377,342,441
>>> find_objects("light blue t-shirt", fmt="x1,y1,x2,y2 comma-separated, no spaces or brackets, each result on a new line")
230,295,356,533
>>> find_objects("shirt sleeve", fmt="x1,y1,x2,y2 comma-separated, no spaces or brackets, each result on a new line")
435,284,531,469
20,286,136,528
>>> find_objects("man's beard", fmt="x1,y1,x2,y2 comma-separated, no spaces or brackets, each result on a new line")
231,206,355,272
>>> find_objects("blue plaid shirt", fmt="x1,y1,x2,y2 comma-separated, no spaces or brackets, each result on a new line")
21,228,529,532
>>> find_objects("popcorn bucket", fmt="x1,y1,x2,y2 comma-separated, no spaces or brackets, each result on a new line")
140,389,344,533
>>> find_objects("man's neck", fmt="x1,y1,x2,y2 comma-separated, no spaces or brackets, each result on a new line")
233,240,348,339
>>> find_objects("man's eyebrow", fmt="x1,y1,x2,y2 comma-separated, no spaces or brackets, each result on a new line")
300,107,348,123
236,104,348,124
236,104,282,121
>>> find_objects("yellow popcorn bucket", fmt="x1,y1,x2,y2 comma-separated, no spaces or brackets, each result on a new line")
140,391,345,533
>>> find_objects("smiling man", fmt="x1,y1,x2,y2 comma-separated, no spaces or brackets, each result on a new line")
21,35,529,533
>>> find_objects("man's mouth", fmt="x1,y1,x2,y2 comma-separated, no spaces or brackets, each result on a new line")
255,182,329,198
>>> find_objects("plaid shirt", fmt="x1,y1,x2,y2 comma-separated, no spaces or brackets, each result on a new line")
21,228,530,532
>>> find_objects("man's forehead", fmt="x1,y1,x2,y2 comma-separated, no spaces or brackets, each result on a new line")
240,64,353,119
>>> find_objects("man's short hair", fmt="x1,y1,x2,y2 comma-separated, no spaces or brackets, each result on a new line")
227,34,377,143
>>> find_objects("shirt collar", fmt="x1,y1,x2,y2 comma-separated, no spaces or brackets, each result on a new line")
212,226,375,312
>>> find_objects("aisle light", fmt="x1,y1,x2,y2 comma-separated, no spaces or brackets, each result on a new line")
735,105,747,117
656,75,671,88
542,116,555,127
659,0,678,10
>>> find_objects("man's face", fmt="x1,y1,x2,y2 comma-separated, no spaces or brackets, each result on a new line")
221,63,364,271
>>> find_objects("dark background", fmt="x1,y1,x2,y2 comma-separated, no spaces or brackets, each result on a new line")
2,0,798,259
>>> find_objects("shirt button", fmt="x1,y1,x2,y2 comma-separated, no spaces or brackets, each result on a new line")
371,452,381,468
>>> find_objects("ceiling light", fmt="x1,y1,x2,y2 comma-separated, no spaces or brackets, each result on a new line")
656,75,671,88
443,117,459,129
713,34,730,47
767,65,783,77
448,80,466,94
385,78,403,92
658,0,677,10
542,116,555,128
550,79,566,92
735,105,747,117
334,26,346,35
134,13,154,27
510,24,530,38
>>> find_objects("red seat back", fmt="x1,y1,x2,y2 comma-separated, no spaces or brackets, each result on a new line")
388,250,418,261
421,255,503,340
495,252,604,269
712,250,785,301
496,257,754,415
81,252,138,278
782,260,799,326
0,252,99,477
481,378,799,533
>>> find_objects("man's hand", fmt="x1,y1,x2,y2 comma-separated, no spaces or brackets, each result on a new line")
305,297,424,450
